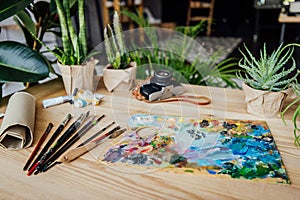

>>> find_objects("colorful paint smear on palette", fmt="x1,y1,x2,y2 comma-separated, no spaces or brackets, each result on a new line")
102,114,290,184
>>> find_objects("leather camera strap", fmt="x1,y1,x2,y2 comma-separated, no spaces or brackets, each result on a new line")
132,84,211,106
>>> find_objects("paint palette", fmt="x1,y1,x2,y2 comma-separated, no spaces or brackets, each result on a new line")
100,114,290,184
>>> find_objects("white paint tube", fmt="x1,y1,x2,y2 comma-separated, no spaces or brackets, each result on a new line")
42,95,72,108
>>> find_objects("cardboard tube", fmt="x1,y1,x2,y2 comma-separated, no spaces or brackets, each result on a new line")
0,92,36,150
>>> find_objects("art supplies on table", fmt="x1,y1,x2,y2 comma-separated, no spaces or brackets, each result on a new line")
42,88,105,108
23,123,53,171
39,115,105,173
27,114,72,175
0,92,36,149
58,126,125,163
42,95,72,108
99,113,290,184
23,111,125,175
77,121,115,147
38,124,124,173
30,111,90,175
73,89,105,108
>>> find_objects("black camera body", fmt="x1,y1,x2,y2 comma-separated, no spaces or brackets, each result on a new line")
140,70,185,101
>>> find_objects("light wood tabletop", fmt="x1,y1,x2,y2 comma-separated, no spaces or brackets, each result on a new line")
0,78,299,200
278,12,300,23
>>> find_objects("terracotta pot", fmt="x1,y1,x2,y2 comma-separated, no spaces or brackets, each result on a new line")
242,82,293,117
103,62,137,92
57,59,99,94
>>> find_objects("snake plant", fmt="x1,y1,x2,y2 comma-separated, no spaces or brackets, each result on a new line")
51,0,88,65
237,43,299,92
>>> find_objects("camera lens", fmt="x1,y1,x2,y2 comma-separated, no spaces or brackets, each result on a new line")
151,69,172,86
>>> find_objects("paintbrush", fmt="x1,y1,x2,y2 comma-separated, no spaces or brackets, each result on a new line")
23,123,53,171
76,121,115,147
28,114,101,176
59,127,126,163
36,114,104,173
33,111,89,174
43,126,120,172
27,114,72,173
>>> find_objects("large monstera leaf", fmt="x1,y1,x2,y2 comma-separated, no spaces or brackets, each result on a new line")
0,41,50,82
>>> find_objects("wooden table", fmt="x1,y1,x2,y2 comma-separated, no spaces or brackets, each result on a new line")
0,78,299,200
278,12,300,44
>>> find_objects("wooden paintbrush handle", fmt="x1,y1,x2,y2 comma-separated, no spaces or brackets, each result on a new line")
59,142,96,163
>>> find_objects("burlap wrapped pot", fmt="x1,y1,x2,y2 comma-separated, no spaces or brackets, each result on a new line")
243,82,293,117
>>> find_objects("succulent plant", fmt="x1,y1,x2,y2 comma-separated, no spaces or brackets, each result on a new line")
237,43,298,92
104,11,130,69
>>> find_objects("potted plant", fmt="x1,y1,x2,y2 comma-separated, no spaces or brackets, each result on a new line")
121,10,240,89
237,43,299,117
42,0,98,94
102,11,137,92
0,0,50,102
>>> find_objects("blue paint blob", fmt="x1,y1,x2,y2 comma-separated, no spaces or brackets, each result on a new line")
207,169,217,174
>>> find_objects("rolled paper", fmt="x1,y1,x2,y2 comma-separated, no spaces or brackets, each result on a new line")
0,92,36,150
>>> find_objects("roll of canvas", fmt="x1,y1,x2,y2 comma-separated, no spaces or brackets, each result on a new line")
0,92,36,150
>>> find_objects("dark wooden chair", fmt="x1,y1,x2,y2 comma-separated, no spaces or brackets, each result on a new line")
186,0,215,36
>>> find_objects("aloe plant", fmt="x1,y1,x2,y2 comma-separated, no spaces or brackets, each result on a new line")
104,11,130,69
237,43,299,92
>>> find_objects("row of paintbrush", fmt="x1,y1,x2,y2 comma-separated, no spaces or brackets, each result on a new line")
23,111,126,176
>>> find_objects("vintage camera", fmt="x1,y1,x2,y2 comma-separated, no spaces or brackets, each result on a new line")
139,70,185,101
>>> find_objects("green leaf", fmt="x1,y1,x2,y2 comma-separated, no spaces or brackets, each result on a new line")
15,10,36,35
0,0,33,22
13,15,35,49
0,41,50,82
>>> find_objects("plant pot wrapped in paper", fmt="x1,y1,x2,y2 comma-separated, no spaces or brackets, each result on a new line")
237,43,299,117
243,83,293,117
102,11,137,92
42,0,98,94
103,62,137,92
58,59,99,94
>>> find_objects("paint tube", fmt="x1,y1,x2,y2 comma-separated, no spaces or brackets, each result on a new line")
93,93,105,105
42,95,72,108
74,98,88,108
73,90,105,107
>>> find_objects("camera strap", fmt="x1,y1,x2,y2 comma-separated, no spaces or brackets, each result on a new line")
132,84,211,106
